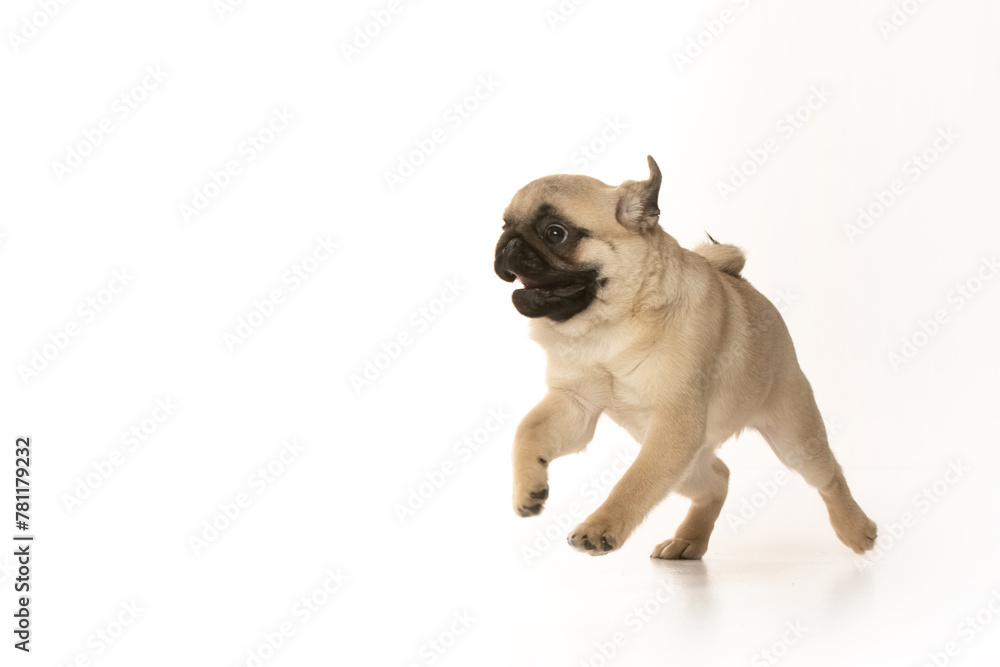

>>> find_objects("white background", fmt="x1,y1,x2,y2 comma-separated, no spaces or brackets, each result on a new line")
2,1,999,665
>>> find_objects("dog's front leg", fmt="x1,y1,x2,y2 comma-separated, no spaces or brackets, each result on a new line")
512,388,601,517
568,412,705,555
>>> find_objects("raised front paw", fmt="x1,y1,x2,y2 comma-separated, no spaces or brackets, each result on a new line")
513,459,549,517
567,514,624,556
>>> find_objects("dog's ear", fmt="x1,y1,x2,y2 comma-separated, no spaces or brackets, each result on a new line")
615,155,662,231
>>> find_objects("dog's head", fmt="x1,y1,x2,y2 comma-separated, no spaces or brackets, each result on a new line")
494,156,663,322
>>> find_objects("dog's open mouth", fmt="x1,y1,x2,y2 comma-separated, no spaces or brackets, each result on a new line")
511,272,594,321
514,273,588,298
494,238,600,321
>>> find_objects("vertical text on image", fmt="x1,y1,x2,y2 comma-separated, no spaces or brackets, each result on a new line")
13,436,33,653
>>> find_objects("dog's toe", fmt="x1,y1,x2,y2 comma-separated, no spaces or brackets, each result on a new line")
650,538,708,560
513,482,549,517
567,517,622,556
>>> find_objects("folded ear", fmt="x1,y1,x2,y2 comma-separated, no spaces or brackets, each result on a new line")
615,155,662,231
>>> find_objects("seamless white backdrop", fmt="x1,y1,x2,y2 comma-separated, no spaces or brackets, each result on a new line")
2,1,999,666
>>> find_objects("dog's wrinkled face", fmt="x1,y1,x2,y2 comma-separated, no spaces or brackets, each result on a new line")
493,201,602,321
494,157,662,322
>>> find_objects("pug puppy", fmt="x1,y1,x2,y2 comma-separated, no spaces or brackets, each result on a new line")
494,156,877,559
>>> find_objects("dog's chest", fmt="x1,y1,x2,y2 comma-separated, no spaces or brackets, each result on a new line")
601,362,663,433
561,353,663,437
542,324,673,433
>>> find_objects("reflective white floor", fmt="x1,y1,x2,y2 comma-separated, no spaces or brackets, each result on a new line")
136,451,973,667
371,465,1000,667
27,428,1000,667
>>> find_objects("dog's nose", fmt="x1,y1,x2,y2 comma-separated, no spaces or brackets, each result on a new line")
494,235,519,282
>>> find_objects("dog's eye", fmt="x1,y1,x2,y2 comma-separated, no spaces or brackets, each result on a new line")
544,224,568,245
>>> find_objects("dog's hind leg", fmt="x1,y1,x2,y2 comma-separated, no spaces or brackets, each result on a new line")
753,367,877,554
651,447,730,560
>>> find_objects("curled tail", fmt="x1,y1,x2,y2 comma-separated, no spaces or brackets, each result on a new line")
693,233,745,277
